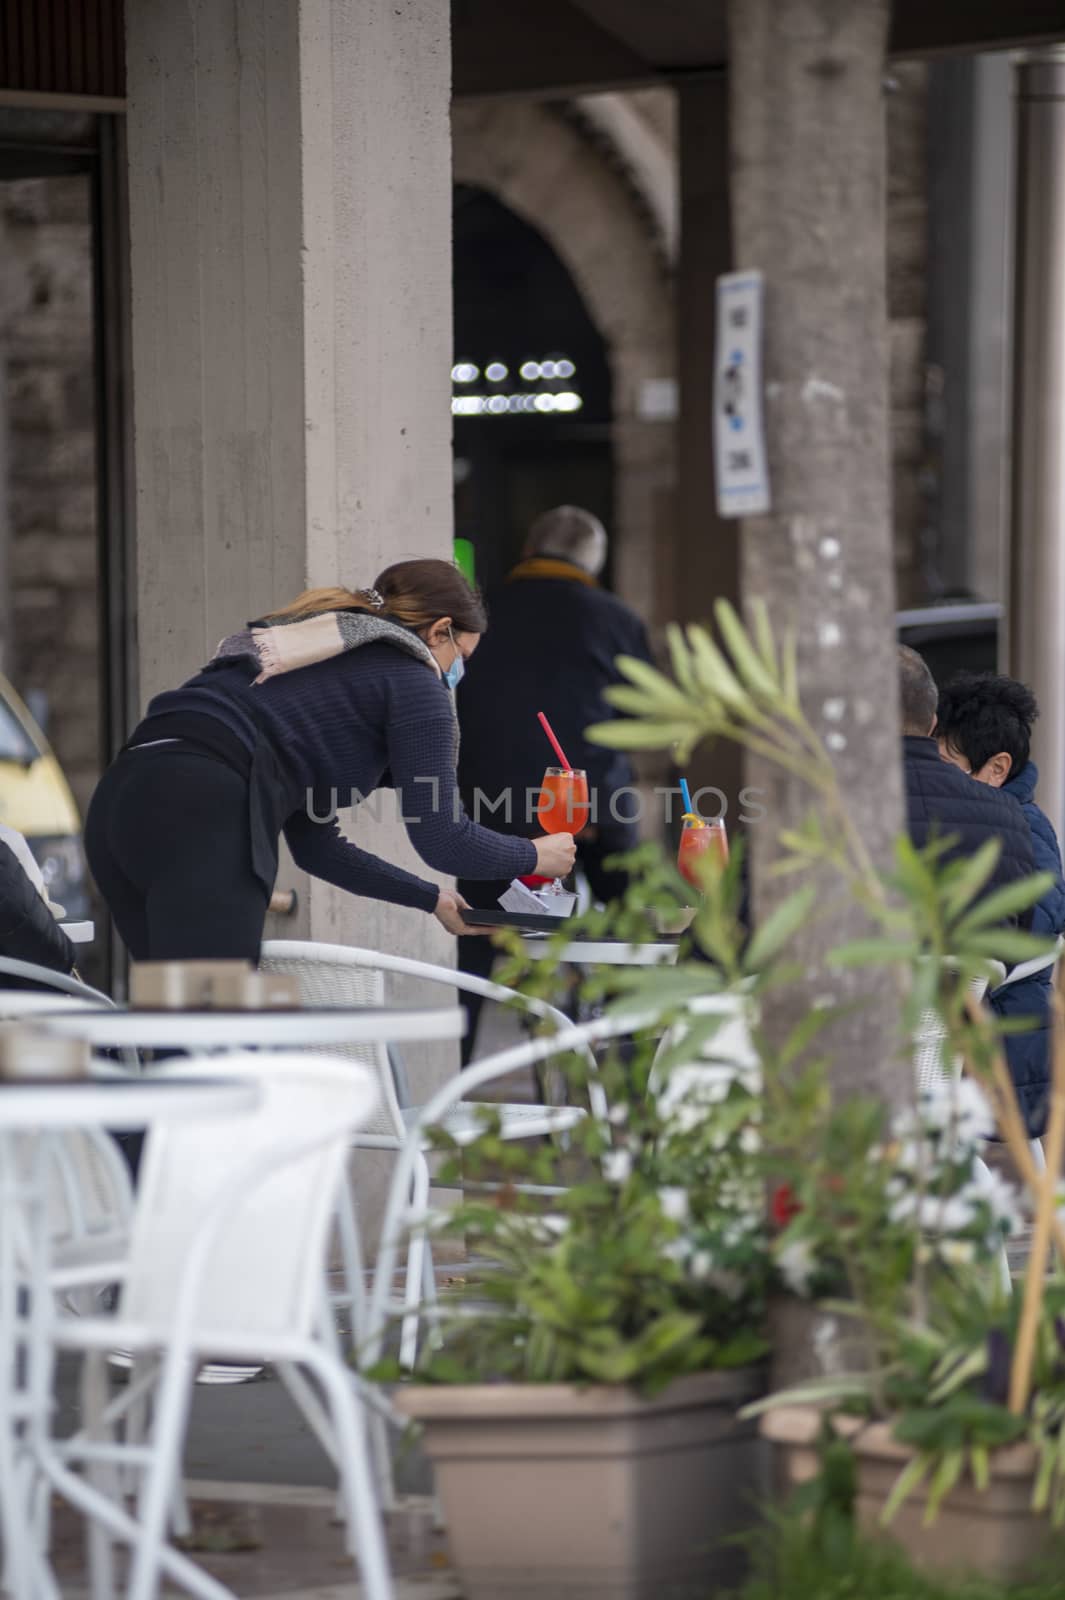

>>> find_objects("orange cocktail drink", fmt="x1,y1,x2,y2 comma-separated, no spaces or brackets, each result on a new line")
677,816,728,889
536,767,590,839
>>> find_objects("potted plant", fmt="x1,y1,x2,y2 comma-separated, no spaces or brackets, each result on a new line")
389,975,773,1600
579,601,1065,1582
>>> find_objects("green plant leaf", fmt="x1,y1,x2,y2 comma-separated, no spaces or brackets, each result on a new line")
880,1453,931,1525
951,872,1055,936
923,1449,963,1524
743,884,818,973
827,938,920,968
714,599,781,701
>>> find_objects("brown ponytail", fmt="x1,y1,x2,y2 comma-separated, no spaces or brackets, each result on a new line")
262,558,487,635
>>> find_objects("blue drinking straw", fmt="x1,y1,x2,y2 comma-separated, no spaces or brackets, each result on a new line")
679,777,694,816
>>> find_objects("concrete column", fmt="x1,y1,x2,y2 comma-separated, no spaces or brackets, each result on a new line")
1008,51,1065,836
675,75,743,828
926,54,1012,605
125,0,456,1240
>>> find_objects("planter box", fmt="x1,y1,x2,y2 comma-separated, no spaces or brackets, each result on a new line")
396,1368,765,1600
762,1405,1054,1582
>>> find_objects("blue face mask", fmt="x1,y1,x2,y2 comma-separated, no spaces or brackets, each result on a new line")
443,628,465,691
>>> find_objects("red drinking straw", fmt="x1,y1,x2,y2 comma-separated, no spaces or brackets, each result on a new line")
537,711,572,772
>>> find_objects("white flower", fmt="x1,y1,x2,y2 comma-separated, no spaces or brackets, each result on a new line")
969,1163,1023,1236
918,1079,995,1148
889,1190,978,1234
922,1194,978,1234
777,1237,817,1297
608,1102,630,1126
937,1238,975,1267
602,1149,633,1185
739,1126,761,1155
658,1187,690,1224
664,1236,693,1264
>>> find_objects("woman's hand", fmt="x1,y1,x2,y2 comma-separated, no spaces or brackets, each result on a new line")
533,832,577,880
434,888,492,937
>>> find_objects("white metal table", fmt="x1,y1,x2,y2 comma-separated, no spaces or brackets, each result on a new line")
0,1075,258,1599
34,1004,466,1051
0,993,109,1021
519,937,679,967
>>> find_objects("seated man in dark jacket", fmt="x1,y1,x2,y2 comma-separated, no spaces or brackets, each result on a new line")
0,827,75,983
899,643,1034,901
935,672,1065,1135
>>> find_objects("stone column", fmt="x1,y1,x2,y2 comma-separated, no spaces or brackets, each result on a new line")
1008,51,1065,837
125,0,456,1240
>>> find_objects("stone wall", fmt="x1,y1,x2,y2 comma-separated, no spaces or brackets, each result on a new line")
0,174,99,818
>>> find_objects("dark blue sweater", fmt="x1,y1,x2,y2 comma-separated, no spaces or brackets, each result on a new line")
141,644,537,913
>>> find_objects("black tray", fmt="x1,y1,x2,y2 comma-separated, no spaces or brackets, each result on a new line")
462,909,575,933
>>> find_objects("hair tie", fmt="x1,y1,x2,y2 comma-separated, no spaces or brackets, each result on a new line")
362,587,385,609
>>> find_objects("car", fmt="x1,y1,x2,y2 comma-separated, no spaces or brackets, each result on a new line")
0,670,90,921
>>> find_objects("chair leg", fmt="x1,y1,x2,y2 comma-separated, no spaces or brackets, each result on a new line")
82,1350,118,1600
126,1351,196,1600
421,1241,443,1351
301,1346,392,1600
335,1172,369,1354
399,1154,431,1370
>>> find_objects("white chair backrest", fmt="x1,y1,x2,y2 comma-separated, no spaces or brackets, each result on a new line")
991,938,1062,993
123,1052,377,1342
49,1129,133,1243
0,956,114,1005
913,971,993,1094
649,993,760,1098
258,942,402,1140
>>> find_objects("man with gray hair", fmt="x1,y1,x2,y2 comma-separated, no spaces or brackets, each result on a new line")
523,504,608,577
899,644,1033,896
456,505,653,1051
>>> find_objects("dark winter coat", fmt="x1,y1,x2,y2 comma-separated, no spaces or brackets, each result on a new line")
987,761,1065,1136
903,736,1035,895
0,840,75,982
457,562,653,830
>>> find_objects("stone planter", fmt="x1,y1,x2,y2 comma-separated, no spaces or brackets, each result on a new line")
762,1404,1054,1582
396,1368,765,1599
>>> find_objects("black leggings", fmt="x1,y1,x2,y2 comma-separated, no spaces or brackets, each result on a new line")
84,748,269,962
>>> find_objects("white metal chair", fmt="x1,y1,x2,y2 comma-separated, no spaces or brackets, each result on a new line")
45,1053,391,1600
363,1009,659,1374
648,991,760,1100
0,955,115,1004
912,965,1003,1096
259,940,598,1368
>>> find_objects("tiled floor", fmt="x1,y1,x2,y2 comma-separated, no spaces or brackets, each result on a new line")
47,1348,457,1596
54,1482,461,1597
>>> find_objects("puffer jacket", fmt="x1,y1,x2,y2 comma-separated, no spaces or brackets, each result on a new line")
988,760,1065,1135
904,737,1035,893
0,839,75,983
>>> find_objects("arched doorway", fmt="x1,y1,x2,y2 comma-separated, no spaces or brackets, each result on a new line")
452,184,614,593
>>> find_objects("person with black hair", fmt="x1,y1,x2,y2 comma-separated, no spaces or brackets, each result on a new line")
937,671,1065,1135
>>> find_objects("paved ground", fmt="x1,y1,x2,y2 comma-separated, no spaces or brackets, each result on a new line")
49,1356,458,1597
